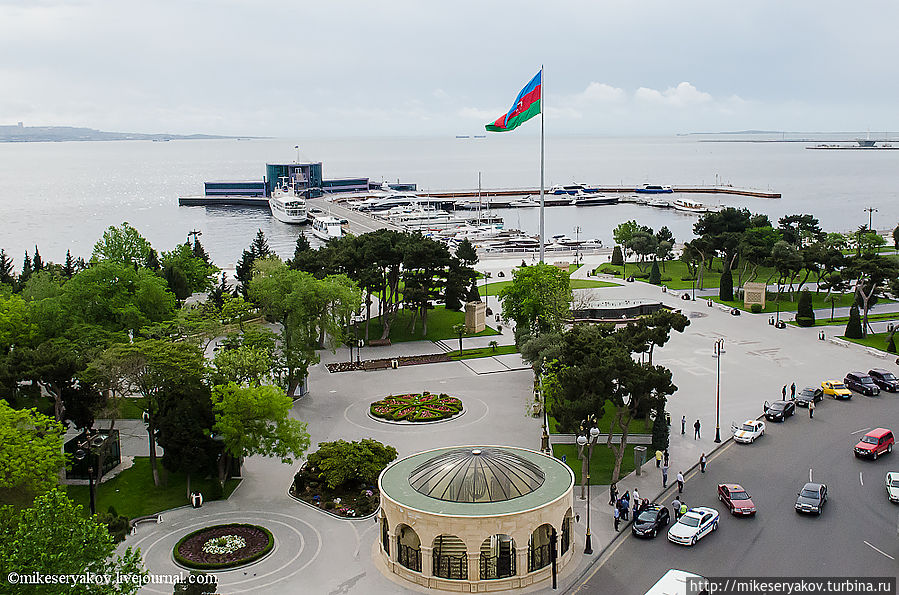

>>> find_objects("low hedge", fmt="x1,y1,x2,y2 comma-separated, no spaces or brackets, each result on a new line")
173,524,274,570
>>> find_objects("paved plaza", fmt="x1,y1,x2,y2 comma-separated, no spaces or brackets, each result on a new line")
124,255,899,594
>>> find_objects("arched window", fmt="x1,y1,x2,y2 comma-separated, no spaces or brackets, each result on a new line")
561,510,572,555
432,535,467,580
480,534,516,579
381,516,390,556
528,524,555,572
395,524,421,572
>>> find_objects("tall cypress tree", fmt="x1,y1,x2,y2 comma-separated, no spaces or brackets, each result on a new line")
145,248,161,271
648,259,661,285
796,289,815,327
651,404,670,451
719,263,733,301
845,304,863,339
611,245,624,266
32,246,43,272
192,238,210,264
20,250,32,284
63,250,75,279
251,229,272,259
0,249,13,285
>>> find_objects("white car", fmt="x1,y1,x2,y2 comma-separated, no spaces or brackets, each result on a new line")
886,472,899,503
667,506,720,546
732,419,766,444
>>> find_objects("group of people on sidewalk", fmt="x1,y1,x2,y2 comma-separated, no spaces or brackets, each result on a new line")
609,484,651,531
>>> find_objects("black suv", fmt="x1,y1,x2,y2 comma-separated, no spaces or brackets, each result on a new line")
869,369,899,393
795,387,823,407
844,371,880,396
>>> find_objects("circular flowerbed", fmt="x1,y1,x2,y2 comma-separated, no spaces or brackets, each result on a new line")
173,524,274,570
370,392,463,422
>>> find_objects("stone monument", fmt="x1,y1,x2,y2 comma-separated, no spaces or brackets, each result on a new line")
464,301,486,333
743,282,766,309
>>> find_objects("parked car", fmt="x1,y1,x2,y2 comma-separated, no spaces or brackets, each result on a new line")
732,420,766,444
795,482,827,515
667,507,720,546
717,484,757,516
764,400,795,422
795,387,823,407
844,372,880,396
632,504,670,538
885,472,899,503
854,428,894,460
821,380,852,400
869,369,899,393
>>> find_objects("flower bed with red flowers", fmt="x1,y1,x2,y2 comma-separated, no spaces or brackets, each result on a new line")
369,392,463,422
173,524,274,570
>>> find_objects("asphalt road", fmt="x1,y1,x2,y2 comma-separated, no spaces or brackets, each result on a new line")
569,390,899,594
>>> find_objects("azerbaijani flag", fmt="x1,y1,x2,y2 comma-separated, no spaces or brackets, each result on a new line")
485,71,542,132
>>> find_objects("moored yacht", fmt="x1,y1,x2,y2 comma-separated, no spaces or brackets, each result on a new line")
268,177,307,224
672,199,708,213
310,215,346,241
635,184,673,194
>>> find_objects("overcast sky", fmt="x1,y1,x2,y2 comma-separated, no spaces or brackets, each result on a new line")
2,0,898,137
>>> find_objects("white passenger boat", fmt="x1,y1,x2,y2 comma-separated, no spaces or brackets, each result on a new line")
310,215,346,241
672,199,708,213
268,177,307,224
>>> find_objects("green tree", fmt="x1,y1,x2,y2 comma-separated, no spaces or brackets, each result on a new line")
845,304,863,339
144,247,160,272
846,254,899,337
610,245,623,266
235,229,273,297
452,323,466,355
770,240,802,305
62,250,75,280
92,222,153,267
499,263,572,343
796,289,815,327
304,439,398,490
612,220,641,261
208,330,277,387
161,243,219,301
19,251,32,286
155,383,219,499
31,246,43,273
651,404,669,451
0,489,146,594
211,383,310,483
0,400,66,505
648,259,661,285
401,235,452,336
0,249,14,286
892,224,899,250
719,263,733,301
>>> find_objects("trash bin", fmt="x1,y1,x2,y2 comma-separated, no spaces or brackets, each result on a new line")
190,492,203,508
634,446,647,476
391,359,399,369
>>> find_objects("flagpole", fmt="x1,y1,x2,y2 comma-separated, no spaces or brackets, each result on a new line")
539,65,545,264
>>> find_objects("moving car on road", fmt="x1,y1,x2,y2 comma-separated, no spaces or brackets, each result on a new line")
795,387,823,407
821,380,852,400
854,428,894,460
795,482,827,515
844,372,880,396
764,400,795,422
632,504,671,538
717,484,757,516
644,570,708,595
885,472,899,503
732,420,766,443
869,369,899,393
667,507,720,546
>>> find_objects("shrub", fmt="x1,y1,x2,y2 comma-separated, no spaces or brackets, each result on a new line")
845,305,863,339
750,303,763,314
611,246,624,266
648,260,661,285
888,334,897,353
305,439,398,490
719,264,733,301
173,524,274,570
97,506,129,543
796,290,815,327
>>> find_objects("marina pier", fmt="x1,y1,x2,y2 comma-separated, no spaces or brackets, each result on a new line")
417,185,780,200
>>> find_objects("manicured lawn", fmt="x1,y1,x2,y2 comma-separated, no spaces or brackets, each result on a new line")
841,332,897,353
365,305,499,343
552,443,638,485
480,277,617,296
547,399,650,435
712,291,862,314
65,457,240,519
448,344,519,360
119,396,147,419
596,260,717,290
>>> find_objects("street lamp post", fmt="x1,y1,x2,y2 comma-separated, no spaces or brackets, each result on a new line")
714,339,724,443
74,430,105,515
576,422,600,555
692,278,696,300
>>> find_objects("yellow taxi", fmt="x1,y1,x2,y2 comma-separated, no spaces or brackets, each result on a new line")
821,380,852,400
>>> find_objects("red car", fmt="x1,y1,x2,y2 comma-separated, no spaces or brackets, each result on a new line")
854,428,894,460
717,483,757,516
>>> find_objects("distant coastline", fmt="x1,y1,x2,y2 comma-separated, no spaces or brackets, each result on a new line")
0,124,256,143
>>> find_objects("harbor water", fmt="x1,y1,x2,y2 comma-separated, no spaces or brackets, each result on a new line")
1,135,897,268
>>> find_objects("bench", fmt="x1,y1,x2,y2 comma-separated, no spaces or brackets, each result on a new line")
368,339,392,347
129,514,161,533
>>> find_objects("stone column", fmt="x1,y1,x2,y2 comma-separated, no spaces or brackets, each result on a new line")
420,546,433,577
467,551,480,582
516,548,529,577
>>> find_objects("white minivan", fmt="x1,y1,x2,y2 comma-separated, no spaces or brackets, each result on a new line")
644,569,708,595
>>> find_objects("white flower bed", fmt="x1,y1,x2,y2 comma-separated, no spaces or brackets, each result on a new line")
201,534,247,555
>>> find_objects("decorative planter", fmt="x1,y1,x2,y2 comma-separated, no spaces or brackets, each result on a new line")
370,393,463,422
173,524,274,570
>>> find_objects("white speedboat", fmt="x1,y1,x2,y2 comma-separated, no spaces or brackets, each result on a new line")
647,197,673,208
310,215,345,241
269,177,307,224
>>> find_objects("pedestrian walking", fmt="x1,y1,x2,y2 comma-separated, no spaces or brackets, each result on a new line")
663,449,669,466
809,400,815,419
661,462,669,488
782,385,787,400
655,449,663,468
633,488,640,503
671,497,681,520
700,453,707,473
676,471,685,494
609,482,618,505
694,419,701,439
613,506,620,531
681,415,686,435
791,382,796,399
632,497,639,519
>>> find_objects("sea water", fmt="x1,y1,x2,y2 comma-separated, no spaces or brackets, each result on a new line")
0,135,896,268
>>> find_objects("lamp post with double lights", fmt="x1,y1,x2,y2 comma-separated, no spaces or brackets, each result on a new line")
74,430,106,515
713,338,724,443
576,420,600,555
